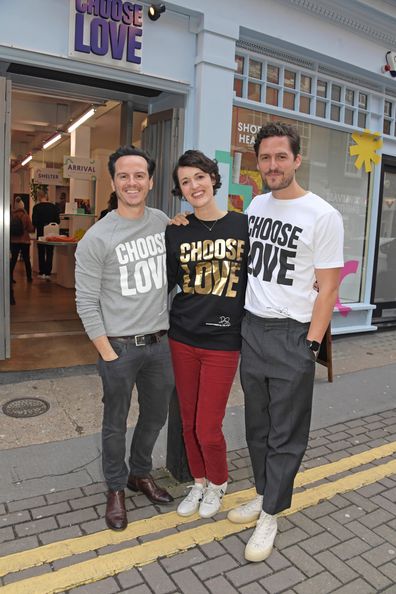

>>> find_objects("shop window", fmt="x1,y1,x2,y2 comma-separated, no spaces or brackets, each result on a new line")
331,85,341,102
283,91,295,110
383,101,393,136
234,53,375,131
316,100,326,118
359,93,368,109
284,70,296,89
300,75,311,94
236,55,244,75
345,89,354,105
267,64,279,84
248,82,261,102
345,108,354,126
317,80,327,97
331,104,341,121
249,59,262,80
231,106,369,305
299,96,311,114
266,87,278,106
358,111,367,128
234,78,243,98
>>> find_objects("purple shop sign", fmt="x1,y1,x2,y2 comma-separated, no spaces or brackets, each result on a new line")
69,0,143,69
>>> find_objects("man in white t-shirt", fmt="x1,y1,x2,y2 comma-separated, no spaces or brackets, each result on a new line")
227,122,344,562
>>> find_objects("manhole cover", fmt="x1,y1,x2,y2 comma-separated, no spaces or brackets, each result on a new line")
2,398,50,418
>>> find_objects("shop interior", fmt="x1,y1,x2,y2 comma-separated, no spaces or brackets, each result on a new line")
3,81,166,372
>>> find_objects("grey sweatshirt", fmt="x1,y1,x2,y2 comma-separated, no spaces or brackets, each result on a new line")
75,208,169,340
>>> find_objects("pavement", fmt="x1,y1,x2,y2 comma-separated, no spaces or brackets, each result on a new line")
0,330,395,593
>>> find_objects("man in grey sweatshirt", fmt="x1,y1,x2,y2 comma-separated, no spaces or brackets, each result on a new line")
75,146,174,531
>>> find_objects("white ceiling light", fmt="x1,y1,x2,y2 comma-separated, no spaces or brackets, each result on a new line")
21,154,32,166
67,107,96,133
43,133,62,150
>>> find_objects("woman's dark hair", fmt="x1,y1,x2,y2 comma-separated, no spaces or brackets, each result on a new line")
172,150,222,198
253,122,301,159
108,146,155,180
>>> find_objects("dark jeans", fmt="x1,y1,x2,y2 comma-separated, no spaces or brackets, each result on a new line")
10,243,32,281
240,312,315,515
98,334,175,491
37,243,54,276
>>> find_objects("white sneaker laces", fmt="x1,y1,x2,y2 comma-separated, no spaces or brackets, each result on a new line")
203,484,223,504
185,484,204,502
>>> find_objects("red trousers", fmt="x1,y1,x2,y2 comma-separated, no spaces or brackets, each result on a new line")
169,338,239,484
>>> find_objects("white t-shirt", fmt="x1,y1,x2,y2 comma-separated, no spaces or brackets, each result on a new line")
245,191,344,323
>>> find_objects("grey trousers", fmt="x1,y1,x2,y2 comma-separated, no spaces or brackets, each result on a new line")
98,334,175,491
240,312,315,515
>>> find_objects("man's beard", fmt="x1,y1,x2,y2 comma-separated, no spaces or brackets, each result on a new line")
264,171,295,191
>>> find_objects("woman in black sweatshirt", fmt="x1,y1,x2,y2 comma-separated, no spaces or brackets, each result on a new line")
166,150,249,519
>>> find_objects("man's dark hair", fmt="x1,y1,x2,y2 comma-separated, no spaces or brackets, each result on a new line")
253,122,301,159
108,146,156,180
172,150,222,198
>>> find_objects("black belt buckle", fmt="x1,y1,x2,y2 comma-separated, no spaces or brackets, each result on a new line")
134,334,146,347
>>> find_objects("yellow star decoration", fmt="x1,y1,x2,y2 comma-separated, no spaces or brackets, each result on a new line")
349,129,383,173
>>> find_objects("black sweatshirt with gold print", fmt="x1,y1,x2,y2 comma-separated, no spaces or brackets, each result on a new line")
165,212,249,350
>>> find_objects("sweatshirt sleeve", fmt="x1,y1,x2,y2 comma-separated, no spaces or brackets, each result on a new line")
75,232,107,340
165,227,178,293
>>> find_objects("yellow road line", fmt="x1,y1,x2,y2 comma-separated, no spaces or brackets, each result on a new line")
0,440,396,579
2,457,395,594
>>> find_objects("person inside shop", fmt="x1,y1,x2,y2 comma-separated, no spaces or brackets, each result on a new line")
57,191,67,214
10,196,34,284
226,122,344,563
32,189,60,280
99,191,118,219
166,150,249,519
75,146,179,532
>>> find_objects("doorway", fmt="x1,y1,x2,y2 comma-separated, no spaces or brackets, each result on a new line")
372,156,396,326
1,76,184,369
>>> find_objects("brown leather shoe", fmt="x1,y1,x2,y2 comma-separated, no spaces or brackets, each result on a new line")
127,474,174,504
105,489,127,531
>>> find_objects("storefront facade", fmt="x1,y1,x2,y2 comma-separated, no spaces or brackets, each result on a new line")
1,0,396,360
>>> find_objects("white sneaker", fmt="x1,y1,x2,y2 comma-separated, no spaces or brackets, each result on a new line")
244,510,278,562
227,494,263,524
199,481,227,518
177,483,205,517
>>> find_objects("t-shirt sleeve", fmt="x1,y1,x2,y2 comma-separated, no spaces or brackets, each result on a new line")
75,232,106,340
314,209,344,269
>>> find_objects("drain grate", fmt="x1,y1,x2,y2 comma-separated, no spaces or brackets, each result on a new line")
2,397,50,418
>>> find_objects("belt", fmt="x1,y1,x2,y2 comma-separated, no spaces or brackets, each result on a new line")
108,330,167,347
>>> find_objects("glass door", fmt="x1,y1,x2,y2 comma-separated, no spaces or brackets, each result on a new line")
141,108,184,218
372,157,396,324
0,76,11,360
